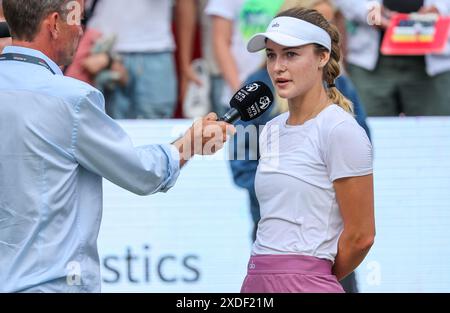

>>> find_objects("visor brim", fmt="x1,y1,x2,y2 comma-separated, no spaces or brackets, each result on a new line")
247,32,312,52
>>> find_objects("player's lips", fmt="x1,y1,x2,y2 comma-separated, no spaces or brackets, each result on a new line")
275,78,292,87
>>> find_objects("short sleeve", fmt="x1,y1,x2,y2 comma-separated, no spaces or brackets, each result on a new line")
325,120,373,182
205,0,239,20
334,0,375,24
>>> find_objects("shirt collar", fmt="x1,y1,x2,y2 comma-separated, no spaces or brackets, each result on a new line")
2,46,64,76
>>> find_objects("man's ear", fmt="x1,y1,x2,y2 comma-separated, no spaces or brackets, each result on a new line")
46,12,61,40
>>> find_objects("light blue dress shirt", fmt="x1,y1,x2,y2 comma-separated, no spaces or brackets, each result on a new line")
0,46,181,292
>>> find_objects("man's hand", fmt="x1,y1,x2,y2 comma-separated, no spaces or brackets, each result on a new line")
82,52,110,75
179,66,203,102
418,6,440,15
173,112,236,167
375,5,394,30
110,60,129,87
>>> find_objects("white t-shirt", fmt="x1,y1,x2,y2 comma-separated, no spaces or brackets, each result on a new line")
253,105,373,262
88,0,175,53
205,0,284,103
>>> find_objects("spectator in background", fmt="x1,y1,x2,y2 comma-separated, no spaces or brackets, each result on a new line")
335,0,450,116
175,0,227,117
87,0,179,119
0,1,12,52
205,0,285,109
229,0,371,293
65,0,128,117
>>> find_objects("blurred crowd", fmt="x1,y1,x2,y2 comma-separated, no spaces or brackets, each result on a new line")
1,0,449,293
2,0,449,120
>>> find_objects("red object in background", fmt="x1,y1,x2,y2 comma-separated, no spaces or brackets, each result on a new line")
381,13,450,55
65,28,103,84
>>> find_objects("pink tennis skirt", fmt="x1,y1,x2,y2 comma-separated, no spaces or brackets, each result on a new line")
240,254,344,293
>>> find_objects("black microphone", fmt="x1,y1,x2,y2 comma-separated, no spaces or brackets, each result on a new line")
171,81,274,145
0,22,10,38
218,81,274,124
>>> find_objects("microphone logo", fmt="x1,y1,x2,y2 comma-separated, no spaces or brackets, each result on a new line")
259,96,272,110
245,83,260,93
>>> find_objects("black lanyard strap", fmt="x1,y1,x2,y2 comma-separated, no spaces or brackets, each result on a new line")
0,53,56,74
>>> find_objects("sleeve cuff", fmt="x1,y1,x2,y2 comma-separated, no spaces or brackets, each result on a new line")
204,7,235,20
331,169,373,182
159,144,181,192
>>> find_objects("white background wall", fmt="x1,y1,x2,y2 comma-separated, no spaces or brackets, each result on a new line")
98,117,450,292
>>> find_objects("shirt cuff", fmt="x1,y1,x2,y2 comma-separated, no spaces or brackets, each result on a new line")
205,7,235,20
330,169,373,182
159,144,181,192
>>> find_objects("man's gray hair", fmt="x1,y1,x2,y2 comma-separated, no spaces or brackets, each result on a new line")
2,0,70,41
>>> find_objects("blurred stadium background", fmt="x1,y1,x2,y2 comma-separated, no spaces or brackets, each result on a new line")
99,117,450,293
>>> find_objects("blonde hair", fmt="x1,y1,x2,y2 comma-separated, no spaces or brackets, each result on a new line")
272,3,353,115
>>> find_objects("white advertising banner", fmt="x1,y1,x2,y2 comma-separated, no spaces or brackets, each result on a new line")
99,117,450,292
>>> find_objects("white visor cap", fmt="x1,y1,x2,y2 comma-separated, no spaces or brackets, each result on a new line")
247,16,332,52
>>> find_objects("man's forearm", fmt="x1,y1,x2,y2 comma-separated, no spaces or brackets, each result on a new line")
212,17,242,92
175,0,196,72
215,43,241,92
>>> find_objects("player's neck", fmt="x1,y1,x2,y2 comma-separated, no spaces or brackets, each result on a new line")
287,85,331,126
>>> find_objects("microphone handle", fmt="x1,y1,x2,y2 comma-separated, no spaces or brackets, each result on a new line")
217,108,241,124
171,108,240,144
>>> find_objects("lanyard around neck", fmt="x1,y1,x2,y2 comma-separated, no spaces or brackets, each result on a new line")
0,53,56,74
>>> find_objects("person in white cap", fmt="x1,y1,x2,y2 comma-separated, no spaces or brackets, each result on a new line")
241,7,375,293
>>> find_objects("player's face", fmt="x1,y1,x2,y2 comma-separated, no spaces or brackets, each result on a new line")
266,40,327,100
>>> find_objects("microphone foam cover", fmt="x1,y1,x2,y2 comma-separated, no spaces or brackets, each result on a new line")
229,81,274,122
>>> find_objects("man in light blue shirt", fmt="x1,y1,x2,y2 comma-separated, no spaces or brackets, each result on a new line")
0,0,233,292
